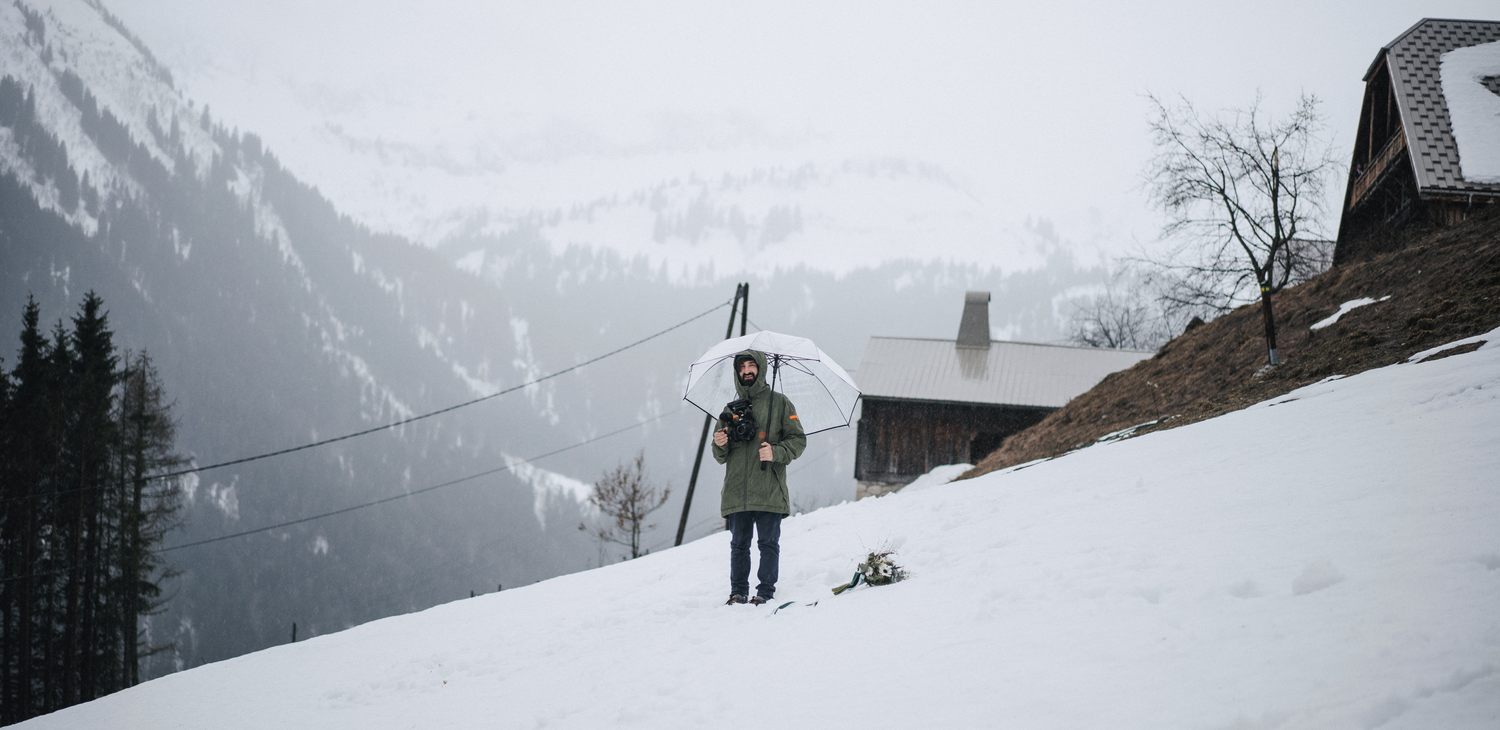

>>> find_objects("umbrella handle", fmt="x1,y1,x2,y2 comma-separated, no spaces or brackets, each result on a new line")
761,356,782,471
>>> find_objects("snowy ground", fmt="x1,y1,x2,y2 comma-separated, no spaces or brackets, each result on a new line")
24,330,1500,729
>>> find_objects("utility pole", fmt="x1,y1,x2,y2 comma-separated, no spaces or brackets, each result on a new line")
675,282,748,546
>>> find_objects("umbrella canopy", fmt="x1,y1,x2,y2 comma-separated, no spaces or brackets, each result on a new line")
683,330,861,436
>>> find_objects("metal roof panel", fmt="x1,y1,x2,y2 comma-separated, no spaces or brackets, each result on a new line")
1381,19,1500,194
857,337,1152,409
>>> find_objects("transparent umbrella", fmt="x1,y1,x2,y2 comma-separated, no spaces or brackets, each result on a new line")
683,330,861,436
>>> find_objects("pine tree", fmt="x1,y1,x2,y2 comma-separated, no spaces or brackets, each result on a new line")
0,298,66,721
1,295,186,721
0,326,14,723
33,318,70,713
67,293,120,703
112,351,184,686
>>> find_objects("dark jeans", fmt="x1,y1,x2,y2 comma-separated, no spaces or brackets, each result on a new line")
727,511,783,599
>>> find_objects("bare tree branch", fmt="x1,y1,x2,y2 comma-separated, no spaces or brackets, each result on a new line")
1066,265,1186,351
1141,91,1335,365
579,451,670,560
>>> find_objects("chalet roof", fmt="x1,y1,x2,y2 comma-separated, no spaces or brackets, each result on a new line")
857,336,1152,409
1370,18,1500,196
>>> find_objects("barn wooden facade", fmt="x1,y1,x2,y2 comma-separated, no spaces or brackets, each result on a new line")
853,292,1151,499
1335,19,1500,264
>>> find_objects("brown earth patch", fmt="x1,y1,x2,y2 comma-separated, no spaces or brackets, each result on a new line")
963,206,1500,480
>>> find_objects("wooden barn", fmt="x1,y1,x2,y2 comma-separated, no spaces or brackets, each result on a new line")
853,292,1151,499
1335,18,1500,264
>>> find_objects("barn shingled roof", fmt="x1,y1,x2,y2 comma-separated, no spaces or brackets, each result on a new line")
857,337,1152,410
1370,18,1500,195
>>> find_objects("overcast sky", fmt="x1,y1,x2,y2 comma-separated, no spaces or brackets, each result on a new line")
112,0,1500,262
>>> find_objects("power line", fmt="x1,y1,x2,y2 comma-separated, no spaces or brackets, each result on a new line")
1,296,734,583
2,403,692,584
147,297,729,481
155,408,685,555
2,297,733,511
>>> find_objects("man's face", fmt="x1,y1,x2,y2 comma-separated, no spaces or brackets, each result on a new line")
737,359,759,386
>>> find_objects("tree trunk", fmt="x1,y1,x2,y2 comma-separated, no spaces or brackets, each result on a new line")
123,415,146,687
62,492,82,706
1,493,13,723
80,485,101,702
1259,284,1281,366
17,496,37,720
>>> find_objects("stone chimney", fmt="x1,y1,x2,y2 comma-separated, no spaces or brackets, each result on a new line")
956,291,991,349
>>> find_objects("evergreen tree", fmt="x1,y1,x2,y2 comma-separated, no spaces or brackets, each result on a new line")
0,296,188,721
63,293,119,703
111,351,184,687
0,329,14,724
1,298,64,721
39,316,73,714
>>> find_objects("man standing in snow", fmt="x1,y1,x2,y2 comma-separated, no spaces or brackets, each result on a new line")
713,350,806,606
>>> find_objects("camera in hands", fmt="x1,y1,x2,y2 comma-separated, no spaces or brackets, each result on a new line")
718,398,758,443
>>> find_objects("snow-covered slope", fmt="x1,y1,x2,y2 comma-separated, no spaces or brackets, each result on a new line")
24,330,1500,728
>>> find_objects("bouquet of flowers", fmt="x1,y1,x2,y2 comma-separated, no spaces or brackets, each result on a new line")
831,550,909,595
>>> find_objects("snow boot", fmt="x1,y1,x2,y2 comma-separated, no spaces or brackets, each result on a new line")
725,594,748,605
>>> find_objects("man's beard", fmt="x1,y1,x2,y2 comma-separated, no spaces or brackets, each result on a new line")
739,373,756,386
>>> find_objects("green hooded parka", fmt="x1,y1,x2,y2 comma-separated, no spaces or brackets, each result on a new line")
713,349,806,517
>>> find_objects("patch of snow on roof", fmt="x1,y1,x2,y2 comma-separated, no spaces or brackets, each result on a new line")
1441,39,1500,183
1309,296,1391,331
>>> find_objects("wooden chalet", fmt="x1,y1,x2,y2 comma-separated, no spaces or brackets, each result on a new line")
1335,18,1500,264
853,292,1151,499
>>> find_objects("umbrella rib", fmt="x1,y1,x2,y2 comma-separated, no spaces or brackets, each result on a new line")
810,366,855,426
683,340,859,433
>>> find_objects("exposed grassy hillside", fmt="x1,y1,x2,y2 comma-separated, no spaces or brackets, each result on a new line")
966,207,1500,479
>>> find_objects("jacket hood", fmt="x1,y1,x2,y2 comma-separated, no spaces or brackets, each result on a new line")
732,349,770,399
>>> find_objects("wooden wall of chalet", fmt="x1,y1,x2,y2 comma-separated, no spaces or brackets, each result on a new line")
1334,54,1498,265
1337,188,1495,265
854,397,1051,485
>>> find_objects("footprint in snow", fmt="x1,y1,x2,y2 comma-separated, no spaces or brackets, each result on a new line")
1292,560,1345,596
1227,580,1262,599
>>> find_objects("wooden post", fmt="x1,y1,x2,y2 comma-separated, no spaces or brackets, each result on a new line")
675,283,748,546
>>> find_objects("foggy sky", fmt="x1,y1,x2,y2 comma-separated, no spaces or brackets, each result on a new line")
113,0,1500,262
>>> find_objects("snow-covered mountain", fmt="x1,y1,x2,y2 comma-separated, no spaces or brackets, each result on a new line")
0,0,1118,679
19,328,1500,729
0,0,607,675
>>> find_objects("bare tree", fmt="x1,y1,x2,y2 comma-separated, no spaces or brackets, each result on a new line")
1142,92,1336,366
580,452,670,560
1066,267,1181,351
